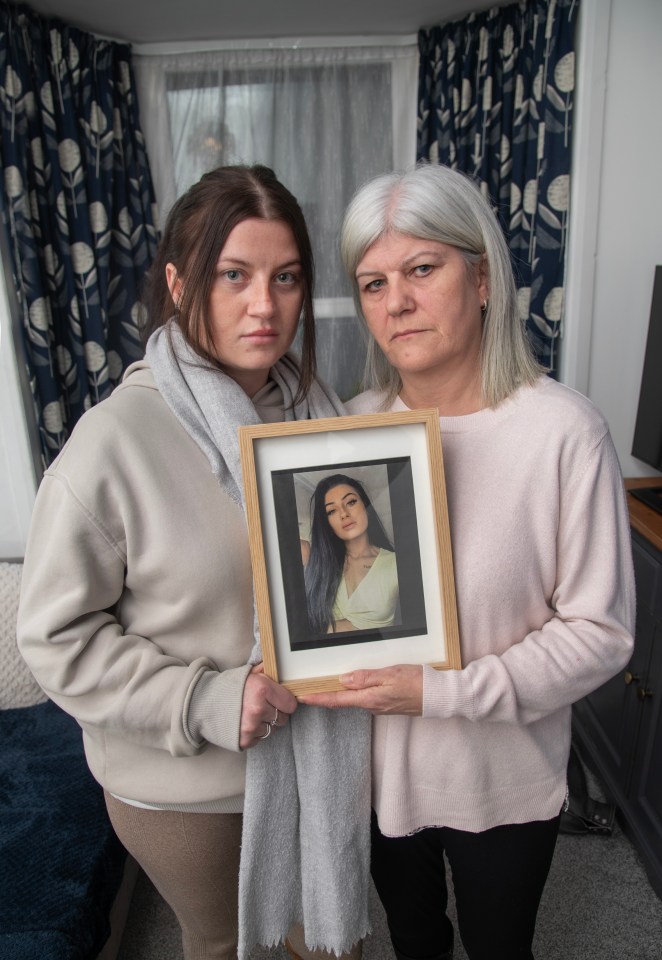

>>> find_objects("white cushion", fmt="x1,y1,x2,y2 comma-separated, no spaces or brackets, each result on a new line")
0,562,47,709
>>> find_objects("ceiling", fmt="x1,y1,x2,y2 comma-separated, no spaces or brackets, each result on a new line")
9,0,495,45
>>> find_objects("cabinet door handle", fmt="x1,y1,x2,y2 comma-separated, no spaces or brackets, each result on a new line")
624,671,640,685
637,686,653,701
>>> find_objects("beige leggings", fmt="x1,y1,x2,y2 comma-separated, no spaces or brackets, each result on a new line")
105,793,362,960
105,792,242,960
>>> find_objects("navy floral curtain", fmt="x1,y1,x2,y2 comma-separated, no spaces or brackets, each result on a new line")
417,0,578,375
0,2,158,465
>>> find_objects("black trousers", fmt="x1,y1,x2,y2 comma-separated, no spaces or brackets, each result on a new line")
370,809,561,960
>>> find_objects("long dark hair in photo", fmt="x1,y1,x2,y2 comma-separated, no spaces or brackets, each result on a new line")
304,473,394,634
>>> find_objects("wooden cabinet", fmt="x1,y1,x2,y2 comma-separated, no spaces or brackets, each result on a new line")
572,478,662,898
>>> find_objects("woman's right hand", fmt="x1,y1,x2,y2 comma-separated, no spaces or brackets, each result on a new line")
240,664,298,749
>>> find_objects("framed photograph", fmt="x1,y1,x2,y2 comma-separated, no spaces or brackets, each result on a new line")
239,410,460,695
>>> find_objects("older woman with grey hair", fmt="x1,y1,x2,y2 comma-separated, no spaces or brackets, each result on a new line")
301,164,635,960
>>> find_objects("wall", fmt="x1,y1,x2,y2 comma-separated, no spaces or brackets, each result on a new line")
588,0,662,478
1,0,661,557
564,0,662,479
0,277,38,558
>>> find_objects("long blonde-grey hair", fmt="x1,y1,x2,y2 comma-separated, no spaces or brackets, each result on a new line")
340,163,543,408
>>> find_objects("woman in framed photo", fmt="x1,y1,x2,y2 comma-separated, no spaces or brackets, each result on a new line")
303,472,400,634
17,164,367,960
301,163,635,960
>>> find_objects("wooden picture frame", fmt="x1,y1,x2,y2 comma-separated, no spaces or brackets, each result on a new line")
239,410,460,695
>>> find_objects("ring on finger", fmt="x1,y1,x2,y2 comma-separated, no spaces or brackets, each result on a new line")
258,722,272,740
270,707,279,727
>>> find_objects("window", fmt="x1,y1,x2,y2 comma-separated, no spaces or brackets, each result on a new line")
134,40,417,397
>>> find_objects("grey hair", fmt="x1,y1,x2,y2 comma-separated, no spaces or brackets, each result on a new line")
340,163,544,408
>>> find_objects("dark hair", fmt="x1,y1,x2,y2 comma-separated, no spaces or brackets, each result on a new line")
304,473,393,634
143,164,316,403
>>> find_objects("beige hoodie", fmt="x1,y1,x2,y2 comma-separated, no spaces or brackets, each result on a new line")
18,362,254,808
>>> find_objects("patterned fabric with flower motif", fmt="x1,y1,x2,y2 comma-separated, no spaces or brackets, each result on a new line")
417,0,578,374
0,3,158,464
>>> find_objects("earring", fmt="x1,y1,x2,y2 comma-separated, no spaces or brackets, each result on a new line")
481,298,488,312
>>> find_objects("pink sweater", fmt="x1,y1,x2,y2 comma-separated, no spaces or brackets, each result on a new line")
347,377,635,834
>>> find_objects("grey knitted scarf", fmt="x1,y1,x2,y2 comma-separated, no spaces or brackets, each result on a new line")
147,322,372,957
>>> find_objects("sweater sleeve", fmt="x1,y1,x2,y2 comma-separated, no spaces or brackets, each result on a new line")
423,431,635,724
17,472,248,757
185,664,253,751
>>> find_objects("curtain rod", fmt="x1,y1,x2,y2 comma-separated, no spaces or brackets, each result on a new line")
132,34,418,56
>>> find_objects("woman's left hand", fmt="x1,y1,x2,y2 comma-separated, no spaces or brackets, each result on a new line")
299,664,423,716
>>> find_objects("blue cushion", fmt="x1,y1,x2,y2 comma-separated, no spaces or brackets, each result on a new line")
0,700,127,959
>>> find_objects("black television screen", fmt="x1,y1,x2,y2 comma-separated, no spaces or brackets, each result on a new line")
631,265,662,473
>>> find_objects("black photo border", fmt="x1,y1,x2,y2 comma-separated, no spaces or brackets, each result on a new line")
271,456,427,651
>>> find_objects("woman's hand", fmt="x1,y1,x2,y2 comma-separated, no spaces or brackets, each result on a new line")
299,664,423,716
240,663,299,749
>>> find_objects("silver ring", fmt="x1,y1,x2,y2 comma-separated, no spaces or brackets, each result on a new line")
258,722,272,740
270,708,279,727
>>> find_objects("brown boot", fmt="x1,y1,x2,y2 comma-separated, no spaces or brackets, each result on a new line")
285,925,363,960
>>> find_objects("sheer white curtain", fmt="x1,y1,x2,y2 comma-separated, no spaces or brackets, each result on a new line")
133,41,418,399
